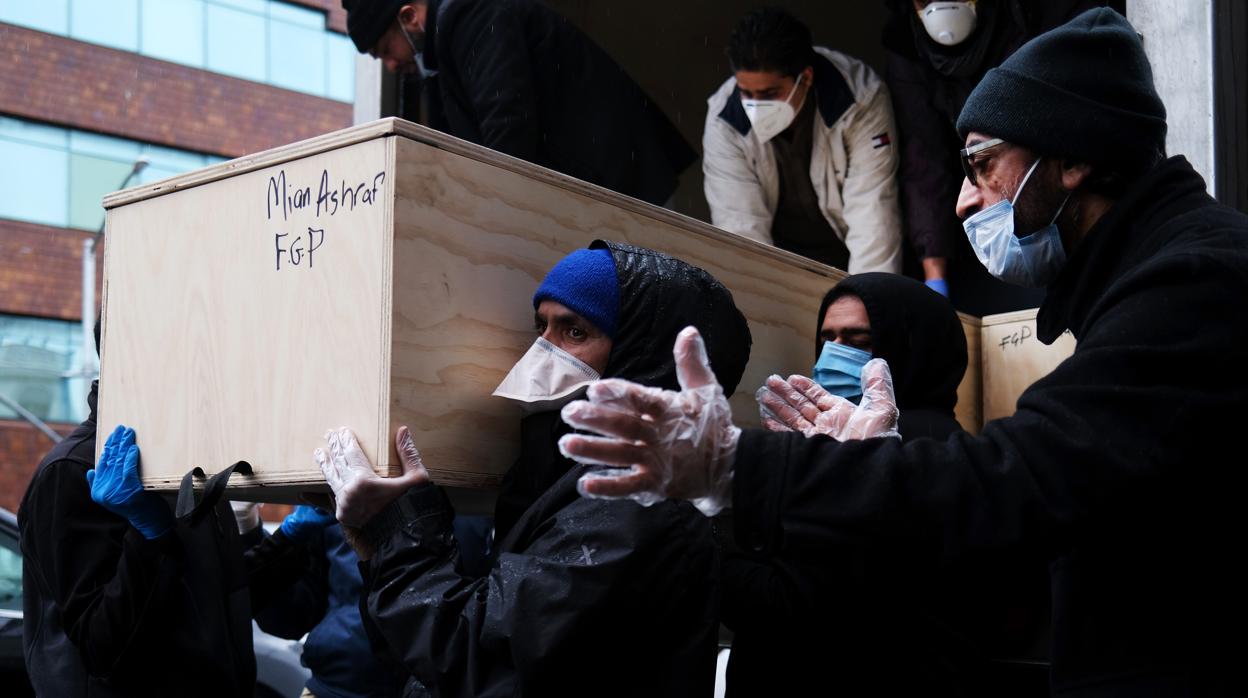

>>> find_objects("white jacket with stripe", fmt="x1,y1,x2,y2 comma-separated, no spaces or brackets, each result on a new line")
703,46,903,274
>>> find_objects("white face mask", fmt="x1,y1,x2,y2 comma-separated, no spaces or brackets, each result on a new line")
492,337,601,414
741,74,804,143
918,1,978,46
962,158,1072,288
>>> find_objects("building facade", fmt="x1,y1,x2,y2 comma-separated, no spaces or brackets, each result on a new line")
0,0,355,513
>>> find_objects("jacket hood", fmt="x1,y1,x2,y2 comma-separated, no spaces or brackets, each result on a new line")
594,240,752,397
817,273,965,414
494,242,752,539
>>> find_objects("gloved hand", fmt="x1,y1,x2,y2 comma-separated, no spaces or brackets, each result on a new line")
87,425,174,540
314,425,430,528
278,505,336,543
559,326,739,517
755,359,901,441
925,278,950,297
230,500,263,534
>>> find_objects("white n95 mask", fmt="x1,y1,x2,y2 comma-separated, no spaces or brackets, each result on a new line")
492,337,600,414
742,74,804,143
919,2,978,46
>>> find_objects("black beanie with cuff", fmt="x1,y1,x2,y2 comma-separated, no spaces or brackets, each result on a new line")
957,8,1167,172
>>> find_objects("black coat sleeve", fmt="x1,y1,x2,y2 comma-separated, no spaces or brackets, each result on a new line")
732,253,1248,565
18,460,182,679
442,2,541,161
244,527,328,638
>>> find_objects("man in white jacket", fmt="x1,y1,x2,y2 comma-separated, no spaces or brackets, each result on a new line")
704,8,903,275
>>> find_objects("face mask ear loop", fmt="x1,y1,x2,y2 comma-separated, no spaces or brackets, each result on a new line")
786,73,805,111
1011,157,1043,206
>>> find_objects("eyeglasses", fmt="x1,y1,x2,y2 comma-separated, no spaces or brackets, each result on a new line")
959,137,1005,186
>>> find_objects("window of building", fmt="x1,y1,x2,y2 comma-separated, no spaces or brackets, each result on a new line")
0,0,354,103
0,116,225,232
71,0,139,52
0,315,90,425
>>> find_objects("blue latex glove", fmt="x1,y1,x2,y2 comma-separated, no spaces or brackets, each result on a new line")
278,505,335,543
87,425,174,540
925,278,950,297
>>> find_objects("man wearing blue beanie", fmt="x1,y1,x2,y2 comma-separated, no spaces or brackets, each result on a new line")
313,241,752,696
558,9,1248,696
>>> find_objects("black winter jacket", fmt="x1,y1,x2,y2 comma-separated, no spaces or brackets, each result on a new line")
723,273,999,696
359,242,752,697
420,0,696,206
729,157,1248,696
19,382,307,697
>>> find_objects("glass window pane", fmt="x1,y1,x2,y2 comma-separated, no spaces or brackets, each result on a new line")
141,0,205,67
268,20,325,94
70,0,139,52
69,130,141,161
69,153,132,231
0,117,68,149
210,0,266,13
268,1,323,29
0,0,69,34
326,33,354,102
0,315,84,424
142,143,211,172
137,164,182,186
0,138,68,227
206,4,266,81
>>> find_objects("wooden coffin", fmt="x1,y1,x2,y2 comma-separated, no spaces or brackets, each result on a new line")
99,118,867,500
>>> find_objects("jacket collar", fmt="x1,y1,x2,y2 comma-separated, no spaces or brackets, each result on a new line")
422,0,444,70
1036,156,1213,343
717,50,854,137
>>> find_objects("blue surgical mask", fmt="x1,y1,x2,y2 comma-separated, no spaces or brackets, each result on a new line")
813,341,872,403
963,158,1071,288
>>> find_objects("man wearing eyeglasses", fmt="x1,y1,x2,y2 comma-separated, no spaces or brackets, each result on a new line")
882,0,1106,312
558,9,1248,695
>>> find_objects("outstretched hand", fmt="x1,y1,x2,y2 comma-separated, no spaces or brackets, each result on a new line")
559,326,740,516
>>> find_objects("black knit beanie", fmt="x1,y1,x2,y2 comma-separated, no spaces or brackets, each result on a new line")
342,0,409,53
957,8,1166,171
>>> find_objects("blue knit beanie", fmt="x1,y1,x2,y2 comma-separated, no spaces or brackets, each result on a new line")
957,8,1166,172
533,248,620,338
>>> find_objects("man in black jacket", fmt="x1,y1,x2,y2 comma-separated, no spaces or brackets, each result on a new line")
314,242,750,696
341,0,696,206
19,324,306,696
561,9,1248,695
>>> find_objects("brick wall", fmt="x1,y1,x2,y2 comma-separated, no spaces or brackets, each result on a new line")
0,420,73,514
0,219,102,321
0,24,353,160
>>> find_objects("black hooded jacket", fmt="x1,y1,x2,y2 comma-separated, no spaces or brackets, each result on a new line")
818,272,967,439
729,157,1248,695
18,382,308,696
418,0,696,206
722,273,987,696
359,241,752,697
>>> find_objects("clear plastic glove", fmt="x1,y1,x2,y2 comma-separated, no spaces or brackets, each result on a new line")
755,358,901,441
278,504,335,543
86,425,174,540
314,426,430,528
230,500,263,534
559,326,740,517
